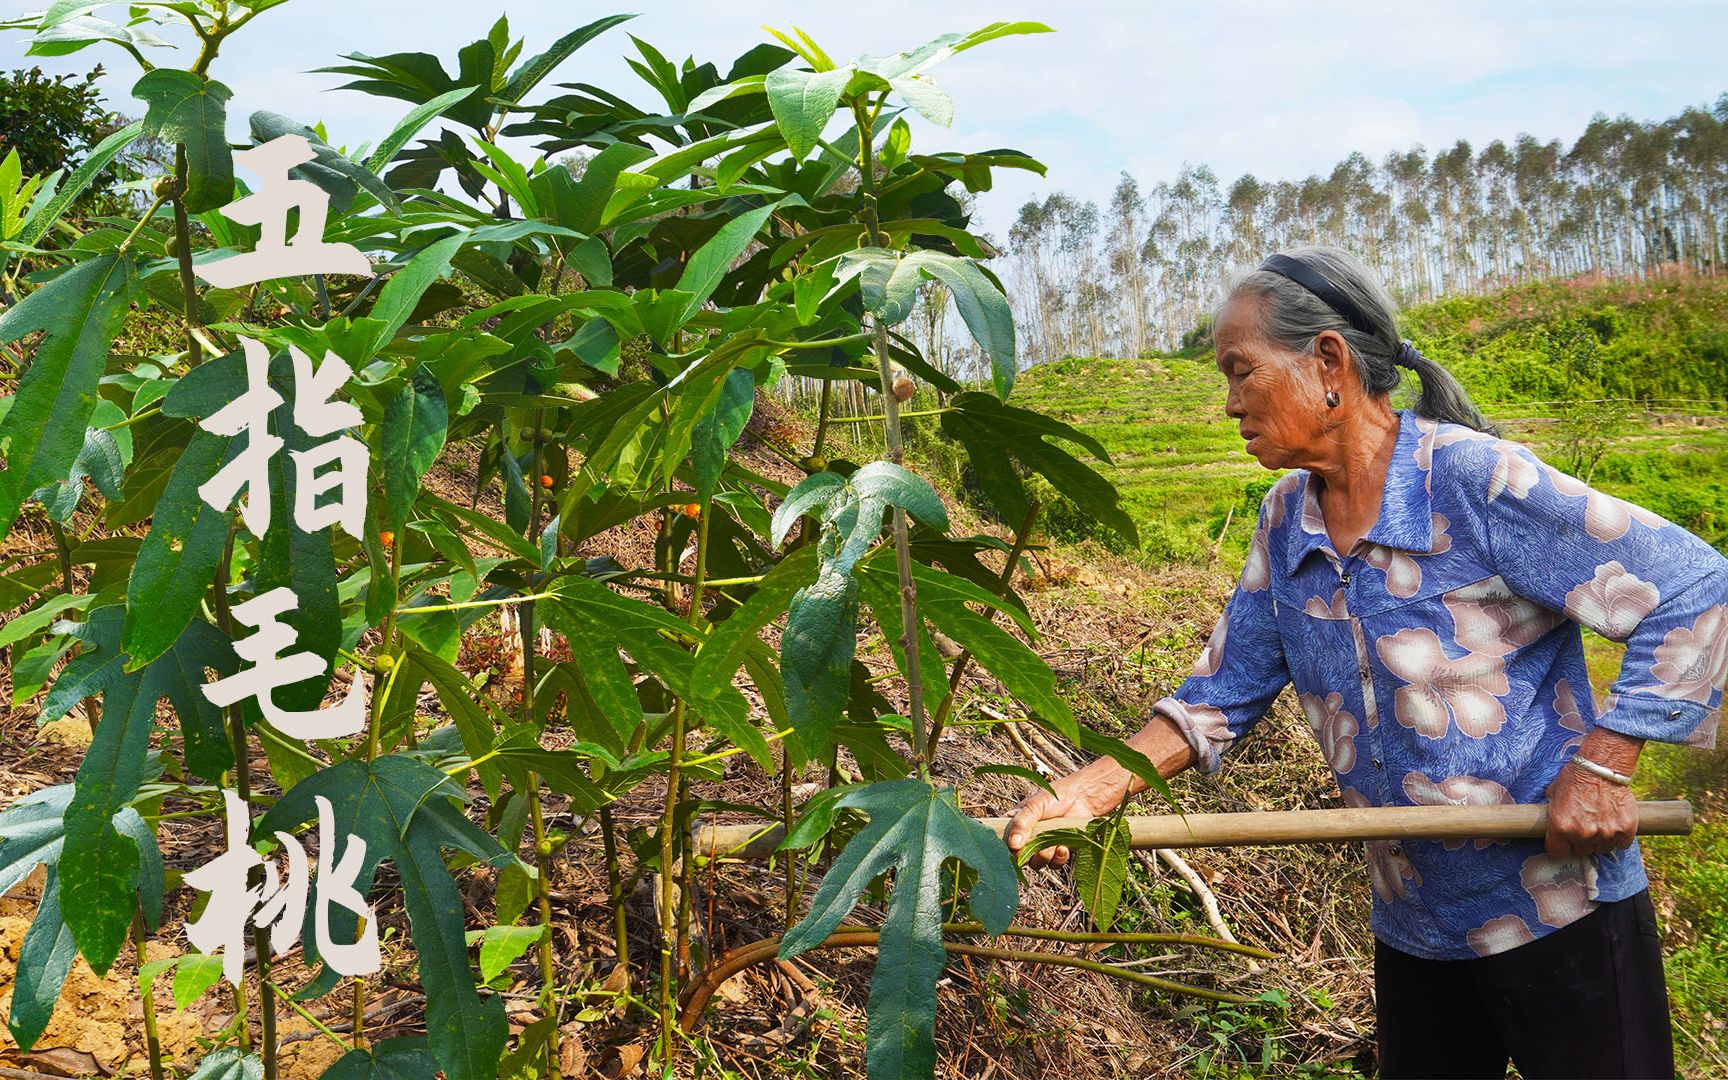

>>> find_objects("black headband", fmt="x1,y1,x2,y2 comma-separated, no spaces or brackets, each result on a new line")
1259,254,1379,339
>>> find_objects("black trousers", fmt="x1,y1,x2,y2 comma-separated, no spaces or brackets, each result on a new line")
1375,889,1675,1079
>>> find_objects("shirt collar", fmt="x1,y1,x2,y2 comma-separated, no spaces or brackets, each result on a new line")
1285,410,1435,574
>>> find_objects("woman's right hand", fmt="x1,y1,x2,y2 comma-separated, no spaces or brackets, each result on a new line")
1003,774,1126,869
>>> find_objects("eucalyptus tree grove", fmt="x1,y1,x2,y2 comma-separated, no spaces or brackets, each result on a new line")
0,5,1242,1079
1007,96,1728,357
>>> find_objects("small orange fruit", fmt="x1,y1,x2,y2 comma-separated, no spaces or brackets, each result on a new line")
379,530,395,548
540,474,554,489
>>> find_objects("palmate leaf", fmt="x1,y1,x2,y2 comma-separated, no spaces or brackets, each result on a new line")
185,1049,264,1080
321,1038,440,1080
0,784,166,1050
0,254,138,536
541,579,771,768
248,111,396,213
131,70,234,212
257,756,515,1080
498,14,636,106
779,779,1017,1080
62,615,235,973
940,391,1137,546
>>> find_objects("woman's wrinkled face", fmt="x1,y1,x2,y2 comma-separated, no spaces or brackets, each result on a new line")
1214,298,1330,470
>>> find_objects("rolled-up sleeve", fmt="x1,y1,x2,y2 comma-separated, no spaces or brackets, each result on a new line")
1154,499,1292,772
1467,440,1728,747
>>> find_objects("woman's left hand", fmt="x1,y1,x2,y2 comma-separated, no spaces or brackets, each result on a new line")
1544,731,1644,859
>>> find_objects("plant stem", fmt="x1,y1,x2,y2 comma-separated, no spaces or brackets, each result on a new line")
658,695,688,1061
266,981,353,1051
365,537,404,762
676,506,712,976
781,741,797,932
851,96,932,783
680,929,1260,1030
132,910,166,1080
116,191,170,255
171,145,201,367
599,805,630,979
528,770,562,1080
351,976,365,1051
520,410,563,1076
209,532,252,1050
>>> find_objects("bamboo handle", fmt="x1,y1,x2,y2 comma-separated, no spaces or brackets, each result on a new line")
696,800,1693,861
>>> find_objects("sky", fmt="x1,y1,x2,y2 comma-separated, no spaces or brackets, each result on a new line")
7,1,1727,239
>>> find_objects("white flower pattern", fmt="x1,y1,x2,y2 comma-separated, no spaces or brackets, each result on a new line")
1564,561,1660,642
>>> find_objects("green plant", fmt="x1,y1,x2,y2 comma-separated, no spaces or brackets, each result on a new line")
0,7,1205,1080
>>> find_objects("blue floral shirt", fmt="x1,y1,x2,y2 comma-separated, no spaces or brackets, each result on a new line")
1156,409,1728,960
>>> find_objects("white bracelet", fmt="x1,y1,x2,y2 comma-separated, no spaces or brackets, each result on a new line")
1569,753,1634,786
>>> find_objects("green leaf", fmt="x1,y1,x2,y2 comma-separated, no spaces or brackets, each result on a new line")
364,221,578,357
970,763,1055,796
365,87,477,174
849,461,949,532
690,367,754,502
131,70,233,212
59,673,153,973
0,786,73,896
770,471,846,546
0,255,138,536
890,74,952,127
779,779,1017,1079
123,430,233,669
904,253,1016,398
248,111,396,212
864,558,1076,741
478,924,545,983
257,757,510,1080
674,201,778,323
692,545,817,698
1073,815,1131,931
378,367,448,536
764,64,852,160
172,952,225,1011
498,14,635,105
8,867,75,1051
18,121,142,247
781,561,858,759
321,1039,440,1080
185,1049,264,1080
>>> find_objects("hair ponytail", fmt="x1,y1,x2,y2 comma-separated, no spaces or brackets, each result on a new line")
1394,340,1499,436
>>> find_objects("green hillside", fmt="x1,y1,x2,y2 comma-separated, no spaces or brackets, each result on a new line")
1008,271,1728,565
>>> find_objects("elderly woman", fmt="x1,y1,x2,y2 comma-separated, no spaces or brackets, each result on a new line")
1005,246,1727,1079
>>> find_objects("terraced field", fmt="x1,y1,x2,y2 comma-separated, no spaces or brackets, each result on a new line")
1010,350,1728,565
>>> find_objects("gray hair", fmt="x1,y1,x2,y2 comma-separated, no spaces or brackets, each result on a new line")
1220,245,1497,435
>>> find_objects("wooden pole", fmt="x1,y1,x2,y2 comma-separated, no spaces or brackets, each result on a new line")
695,800,1693,861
